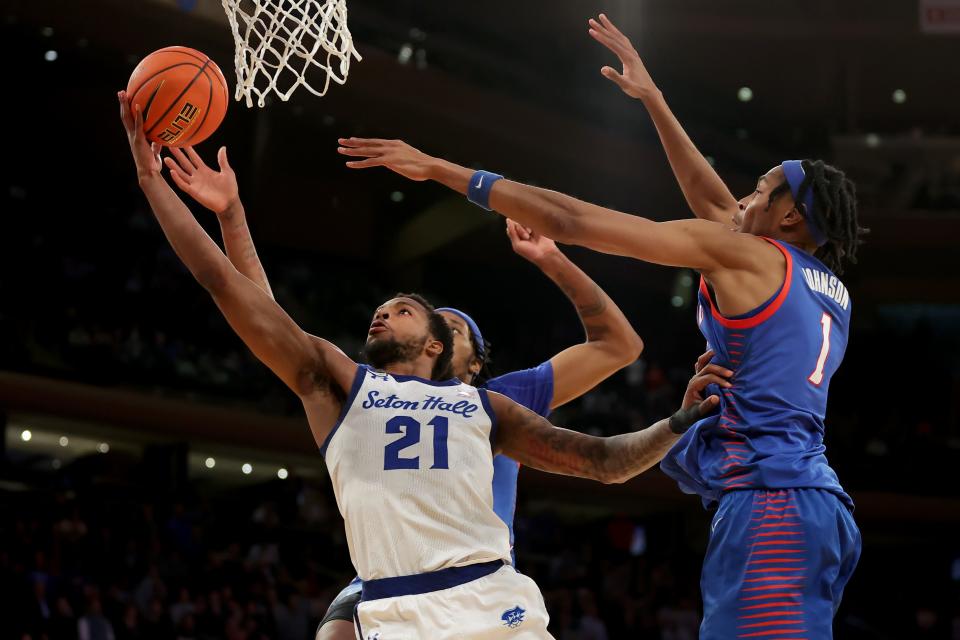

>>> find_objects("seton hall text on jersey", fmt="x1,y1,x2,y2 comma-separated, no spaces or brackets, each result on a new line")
801,267,850,310
361,390,479,418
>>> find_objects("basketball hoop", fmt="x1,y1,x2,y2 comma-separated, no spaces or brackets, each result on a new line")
220,0,362,108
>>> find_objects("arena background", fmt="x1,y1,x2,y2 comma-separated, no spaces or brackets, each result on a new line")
2,0,959,638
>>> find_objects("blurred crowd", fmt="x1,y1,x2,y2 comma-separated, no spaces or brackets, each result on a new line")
1,455,958,640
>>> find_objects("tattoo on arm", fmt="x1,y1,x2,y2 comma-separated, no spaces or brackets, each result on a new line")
497,398,679,484
556,277,608,319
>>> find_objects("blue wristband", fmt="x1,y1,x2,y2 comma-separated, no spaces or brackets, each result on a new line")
466,170,504,211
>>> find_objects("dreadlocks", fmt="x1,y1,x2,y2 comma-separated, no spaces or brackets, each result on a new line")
769,160,868,274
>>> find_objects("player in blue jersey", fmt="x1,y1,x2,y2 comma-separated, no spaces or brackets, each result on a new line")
121,90,722,639
339,46,868,634
157,143,646,640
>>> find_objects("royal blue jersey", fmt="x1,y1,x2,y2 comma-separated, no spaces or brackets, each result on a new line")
485,361,554,544
661,238,853,509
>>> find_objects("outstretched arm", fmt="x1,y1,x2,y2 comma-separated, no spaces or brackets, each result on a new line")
119,91,354,400
164,146,275,299
588,13,739,226
491,359,730,484
505,220,643,408
336,138,765,275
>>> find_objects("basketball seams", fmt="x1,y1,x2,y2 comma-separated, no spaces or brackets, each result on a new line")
129,62,203,113
127,47,228,147
144,60,211,136
182,70,215,146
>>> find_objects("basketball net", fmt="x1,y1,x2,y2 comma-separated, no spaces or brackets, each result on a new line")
220,0,361,107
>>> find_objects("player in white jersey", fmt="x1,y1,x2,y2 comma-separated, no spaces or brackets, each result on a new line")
120,93,724,639
152,138,648,639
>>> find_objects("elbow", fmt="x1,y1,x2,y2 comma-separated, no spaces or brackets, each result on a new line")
620,332,645,363
540,203,582,245
195,264,231,294
588,332,644,368
600,469,629,485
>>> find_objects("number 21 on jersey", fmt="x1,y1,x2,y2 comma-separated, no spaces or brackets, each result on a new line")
383,415,450,470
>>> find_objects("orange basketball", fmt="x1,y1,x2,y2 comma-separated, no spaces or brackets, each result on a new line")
126,46,230,148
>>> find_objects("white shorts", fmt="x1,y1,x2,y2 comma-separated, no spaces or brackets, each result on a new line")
355,564,553,640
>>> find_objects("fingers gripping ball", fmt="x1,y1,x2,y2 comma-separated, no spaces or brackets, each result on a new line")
126,46,229,148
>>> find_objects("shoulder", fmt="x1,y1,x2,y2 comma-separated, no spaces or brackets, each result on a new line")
486,361,554,416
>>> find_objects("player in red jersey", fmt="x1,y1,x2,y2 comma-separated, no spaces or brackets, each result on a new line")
338,29,868,630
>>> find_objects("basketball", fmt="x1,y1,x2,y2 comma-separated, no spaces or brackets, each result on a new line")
126,46,229,148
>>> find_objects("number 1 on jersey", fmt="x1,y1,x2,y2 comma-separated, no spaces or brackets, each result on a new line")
808,312,832,386
384,415,450,470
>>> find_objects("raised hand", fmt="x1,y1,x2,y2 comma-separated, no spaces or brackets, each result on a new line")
587,13,657,100
118,90,162,179
337,138,436,181
506,219,559,263
163,146,239,215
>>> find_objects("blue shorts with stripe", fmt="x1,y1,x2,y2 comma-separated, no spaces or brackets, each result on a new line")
700,488,860,640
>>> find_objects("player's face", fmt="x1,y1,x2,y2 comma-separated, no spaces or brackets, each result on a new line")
736,166,795,237
366,298,431,348
439,311,480,382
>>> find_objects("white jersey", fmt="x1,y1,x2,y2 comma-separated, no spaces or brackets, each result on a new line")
322,365,512,580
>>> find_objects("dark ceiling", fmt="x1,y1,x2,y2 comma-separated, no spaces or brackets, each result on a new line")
5,0,960,309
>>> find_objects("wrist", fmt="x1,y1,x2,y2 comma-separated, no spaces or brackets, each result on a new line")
637,87,663,105
430,158,473,195
137,170,162,186
668,404,701,434
528,245,564,267
217,197,243,220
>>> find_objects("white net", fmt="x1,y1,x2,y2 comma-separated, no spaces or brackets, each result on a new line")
220,0,362,108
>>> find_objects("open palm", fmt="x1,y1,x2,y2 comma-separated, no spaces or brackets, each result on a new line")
163,146,239,215
588,13,657,100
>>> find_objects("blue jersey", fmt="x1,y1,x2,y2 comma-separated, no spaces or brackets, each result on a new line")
662,238,853,509
485,361,554,544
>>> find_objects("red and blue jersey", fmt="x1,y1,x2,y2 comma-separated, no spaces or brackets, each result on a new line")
661,238,853,509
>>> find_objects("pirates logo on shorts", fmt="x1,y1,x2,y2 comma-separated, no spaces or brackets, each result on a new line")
501,605,526,628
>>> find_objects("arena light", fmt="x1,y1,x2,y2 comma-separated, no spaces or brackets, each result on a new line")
892,89,907,104
41,26,54,37
398,43,414,65
97,442,110,454
277,468,289,479
20,430,32,442
737,87,753,102
59,436,69,447
242,463,253,475
671,296,684,308
52,459,62,470
390,191,405,203
205,457,216,469
865,133,881,148
44,50,58,62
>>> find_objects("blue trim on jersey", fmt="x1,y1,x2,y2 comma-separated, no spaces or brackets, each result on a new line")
477,387,499,450
385,372,463,387
360,560,503,601
319,364,367,458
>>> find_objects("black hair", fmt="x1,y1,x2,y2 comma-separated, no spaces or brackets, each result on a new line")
768,160,868,274
394,292,455,380
467,332,494,387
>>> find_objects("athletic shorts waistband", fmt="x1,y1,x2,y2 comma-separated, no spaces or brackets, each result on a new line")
360,560,505,601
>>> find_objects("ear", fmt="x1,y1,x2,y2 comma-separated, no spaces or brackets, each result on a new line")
468,357,483,376
425,338,444,359
780,205,806,230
